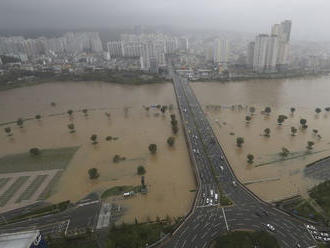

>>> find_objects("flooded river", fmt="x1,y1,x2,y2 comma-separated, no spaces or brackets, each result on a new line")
192,76,330,202
0,81,195,222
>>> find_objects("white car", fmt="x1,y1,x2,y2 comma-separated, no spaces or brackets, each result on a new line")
306,224,316,230
206,198,210,204
220,155,224,160
220,166,224,171
232,181,237,187
266,224,275,232
320,232,329,237
314,236,323,241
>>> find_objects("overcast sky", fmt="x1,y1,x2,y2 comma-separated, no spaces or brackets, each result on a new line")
0,0,328,41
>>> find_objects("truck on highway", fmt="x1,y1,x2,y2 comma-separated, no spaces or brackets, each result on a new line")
214,193,218,203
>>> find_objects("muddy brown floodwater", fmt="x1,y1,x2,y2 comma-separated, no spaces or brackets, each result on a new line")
192,76,330,202
0,81,195,223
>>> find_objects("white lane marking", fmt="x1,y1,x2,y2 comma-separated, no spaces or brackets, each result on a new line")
64,219,70,236
222,207,229,231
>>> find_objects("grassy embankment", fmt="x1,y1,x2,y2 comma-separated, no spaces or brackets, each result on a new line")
282,180,330,223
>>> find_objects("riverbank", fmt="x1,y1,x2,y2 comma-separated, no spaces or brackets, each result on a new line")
0,69,168,91
191,70,329,83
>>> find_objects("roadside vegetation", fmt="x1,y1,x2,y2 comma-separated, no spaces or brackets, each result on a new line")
0,201,70,225
101,185,142,199
310,180,330,217
0,69,166,91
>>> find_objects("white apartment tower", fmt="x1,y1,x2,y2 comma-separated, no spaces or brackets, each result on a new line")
213,39,230,64
253,34,269,72
250,20,292,72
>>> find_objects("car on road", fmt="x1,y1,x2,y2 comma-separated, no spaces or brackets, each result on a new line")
306,224,316,230
220,155,224,160
206,198,209,204
232,181,237,187
220,166,224,172
321,232,329,237
315,235,323,241
266,224,275,232
214,194,218,203
296,243,301,248
255,212,262,217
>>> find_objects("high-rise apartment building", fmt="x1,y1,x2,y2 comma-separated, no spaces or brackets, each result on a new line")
247,41,255,67
253,34,269,72
250,20,292,73
213,39,230,64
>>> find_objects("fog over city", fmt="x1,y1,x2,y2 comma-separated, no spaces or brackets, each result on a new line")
0,0,329,41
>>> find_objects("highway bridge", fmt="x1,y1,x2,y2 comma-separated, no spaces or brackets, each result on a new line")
163,69,317,248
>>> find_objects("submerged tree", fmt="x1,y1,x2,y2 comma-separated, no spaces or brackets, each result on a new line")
35,114,42,120
307,141,315,150
172,125,178,134
67,123,75,133
280,147,290,157
264,128,271,137
300,119,308,129
245,115,252,124
290,126,298,136
315,108,322,115
90,134,98,144
312,129,318,135
264,107,271,115
137,166,146,175
82,109,88,116
148,144,157,154
88,168,99,179
277,115,288,125
167,136,175,146
105,112,111,119
30,147,41,156
247,154,254,164
290,107,296,115
236,137,244,147
67,109,73,117
249,106,256,115
16,118,24,128
4,127,12,136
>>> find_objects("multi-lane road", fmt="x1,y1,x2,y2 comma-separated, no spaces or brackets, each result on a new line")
163,69,318,248
0,193,102,237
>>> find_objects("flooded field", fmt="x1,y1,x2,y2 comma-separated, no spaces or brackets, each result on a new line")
192,76,330,202
0,81,195,222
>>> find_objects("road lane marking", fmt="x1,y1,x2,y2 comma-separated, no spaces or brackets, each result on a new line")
222,207,229,231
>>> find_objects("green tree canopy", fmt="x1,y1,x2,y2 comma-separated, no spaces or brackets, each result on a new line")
148,144,157,154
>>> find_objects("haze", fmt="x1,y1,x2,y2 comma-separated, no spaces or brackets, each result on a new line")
0,0,329,41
